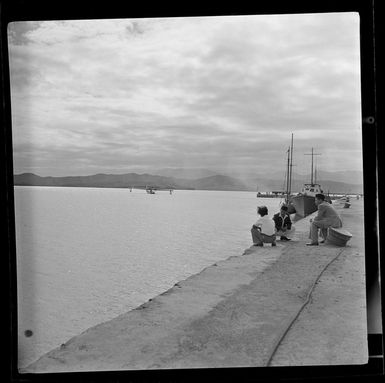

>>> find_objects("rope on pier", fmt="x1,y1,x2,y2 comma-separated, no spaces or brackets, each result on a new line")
265,248,346,367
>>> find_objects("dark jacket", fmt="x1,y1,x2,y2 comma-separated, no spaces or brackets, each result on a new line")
273,212,292,230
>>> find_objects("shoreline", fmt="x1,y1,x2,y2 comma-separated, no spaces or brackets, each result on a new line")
14,185,363,197
21,200,367,372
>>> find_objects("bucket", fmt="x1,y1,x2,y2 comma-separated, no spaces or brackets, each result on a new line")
326,227,353,247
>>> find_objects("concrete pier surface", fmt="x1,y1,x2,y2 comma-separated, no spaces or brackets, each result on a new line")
22,200,367,373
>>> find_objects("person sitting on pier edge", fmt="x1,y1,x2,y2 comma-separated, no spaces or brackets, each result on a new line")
307,193,343,246
251,205,277,247
273,205,295,241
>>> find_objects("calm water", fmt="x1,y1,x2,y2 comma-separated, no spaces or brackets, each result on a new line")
14,186,283,368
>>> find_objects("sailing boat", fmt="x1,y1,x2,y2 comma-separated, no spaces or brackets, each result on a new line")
283,134,296,214
290,147,329,218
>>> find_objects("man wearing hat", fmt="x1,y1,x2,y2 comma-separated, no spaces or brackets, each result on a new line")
251,205,277,247
273,204,296,241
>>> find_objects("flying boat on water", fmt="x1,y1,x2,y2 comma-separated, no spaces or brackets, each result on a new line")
145,186,174,194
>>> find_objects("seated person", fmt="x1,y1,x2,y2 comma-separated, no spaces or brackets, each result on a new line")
273,205,296,241
307,193,343,246
251,206,277,247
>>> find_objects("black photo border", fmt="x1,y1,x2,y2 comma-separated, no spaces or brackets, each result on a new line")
1,1,383,382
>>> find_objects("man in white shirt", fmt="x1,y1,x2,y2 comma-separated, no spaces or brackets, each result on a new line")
251,205,277,247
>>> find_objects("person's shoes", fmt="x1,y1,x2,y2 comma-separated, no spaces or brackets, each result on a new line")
280,236,291,241
253,243,263,247
271,242,277,247
306,242,319,246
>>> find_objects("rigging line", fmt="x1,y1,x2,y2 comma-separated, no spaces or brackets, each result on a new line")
264,247,346,367
285,146,290,203
281,171,287,193
280,149,289,206
289,133,293,196
282,150,288,191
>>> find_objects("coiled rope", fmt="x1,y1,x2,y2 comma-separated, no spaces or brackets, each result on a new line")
265,248,346,366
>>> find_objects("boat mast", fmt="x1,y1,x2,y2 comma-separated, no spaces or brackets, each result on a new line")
285,146,290,204
284,133,294,205
311,148,314,184
304,148,321,186
289,133,293,197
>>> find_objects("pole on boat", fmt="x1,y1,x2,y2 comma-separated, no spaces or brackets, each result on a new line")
286,146,290,204
304,148,321,186
289,133,293,198
311,148,314,184
284,133,294,206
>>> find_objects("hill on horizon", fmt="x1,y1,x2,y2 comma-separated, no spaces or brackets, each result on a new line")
14,171,363,194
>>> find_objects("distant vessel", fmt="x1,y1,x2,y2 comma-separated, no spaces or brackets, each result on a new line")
257,191,285,198
146,186,156,194
290,147,330,219
145,186,174,194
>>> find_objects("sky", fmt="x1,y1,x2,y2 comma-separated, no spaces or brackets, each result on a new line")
8,13,362,178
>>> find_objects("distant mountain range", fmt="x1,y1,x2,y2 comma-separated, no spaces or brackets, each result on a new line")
13,172,188,190
128,167,364,185
14,170,364,194
151,168,218,180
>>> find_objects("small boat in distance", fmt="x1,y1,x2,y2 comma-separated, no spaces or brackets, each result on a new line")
145,186,174,194
146,186,156,194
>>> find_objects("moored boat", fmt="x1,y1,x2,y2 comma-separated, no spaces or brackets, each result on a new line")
290,183,323,218
290,148,331,219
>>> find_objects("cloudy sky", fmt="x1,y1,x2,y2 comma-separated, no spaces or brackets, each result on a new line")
8,13,362,178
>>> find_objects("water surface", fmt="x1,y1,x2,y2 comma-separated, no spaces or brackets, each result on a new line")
14,186,283,367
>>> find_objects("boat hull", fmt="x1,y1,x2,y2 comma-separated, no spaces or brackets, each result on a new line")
290,195,317,219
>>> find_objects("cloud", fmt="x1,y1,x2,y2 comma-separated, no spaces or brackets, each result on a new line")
8,14,362,177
